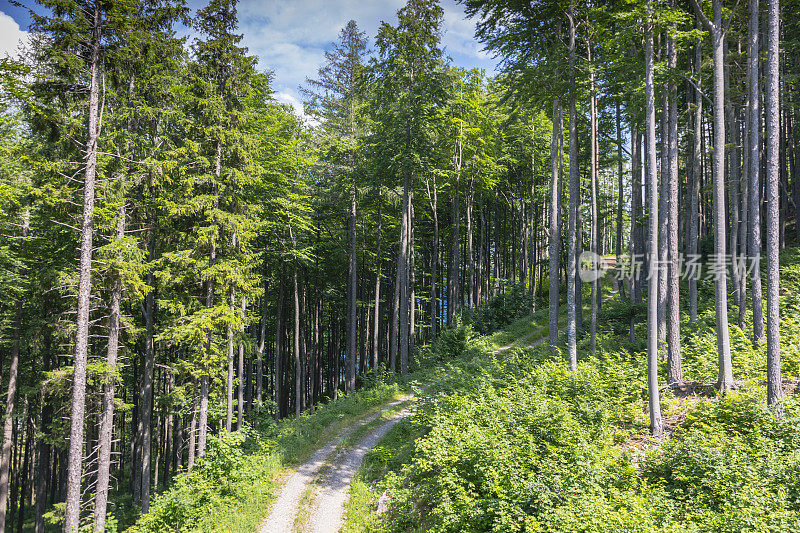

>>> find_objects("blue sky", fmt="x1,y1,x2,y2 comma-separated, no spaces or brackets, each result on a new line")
0,0,499,119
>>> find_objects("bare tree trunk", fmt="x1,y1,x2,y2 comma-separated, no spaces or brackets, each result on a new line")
615,101,625,301
93,201,125,531
64,6,102,528
666,15,683,384
748,0,765,343
187,383,197,469
645,3,664,436
689,38,702,324
765,0,783,417
566,5,578,370
346,182,357,393
399,183,412,375
693,0,734,390
140,239,155,512
237,296,245,429
372,192,382,370
589,43,598,354
290,225,303,416
549,99,562,356
226,287,235,432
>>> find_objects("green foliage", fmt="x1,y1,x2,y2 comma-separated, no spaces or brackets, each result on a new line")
468,282,533,334
413,319,488,369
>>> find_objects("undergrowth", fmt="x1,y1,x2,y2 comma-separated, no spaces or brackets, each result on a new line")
344,249,800,532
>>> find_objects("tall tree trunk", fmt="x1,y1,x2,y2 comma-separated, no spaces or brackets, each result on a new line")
140,238,156,513
237,296,245,429
399,181,412,375
566,5,578,370
372,191,382,370
549,99,562,356
64,6,102,528
693,0,734,390
689,38,702,324
645,3,664,436
94,201,125,530
589,43,598,354
765,0,783,417
226,287,235,432
666,16,683,385
748,0,765,342
290,225,303,416
615,101,626,300
346,182,357,393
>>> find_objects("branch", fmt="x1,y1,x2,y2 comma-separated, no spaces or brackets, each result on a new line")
690,0,714,32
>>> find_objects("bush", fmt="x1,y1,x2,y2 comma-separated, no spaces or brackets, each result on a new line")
468,282,533,334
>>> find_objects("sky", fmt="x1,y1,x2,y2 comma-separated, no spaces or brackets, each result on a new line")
0,0,499,120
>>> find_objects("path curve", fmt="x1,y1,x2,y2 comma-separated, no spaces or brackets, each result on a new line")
258,394,413,533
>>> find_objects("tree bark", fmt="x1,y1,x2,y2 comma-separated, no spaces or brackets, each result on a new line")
566,4,578,370
346,182,357,393
645,4,664,436
666,16,683,384
748,0,765,343
693,0,734,390
549,99,562,356
94,201,125,530
765,0,783,417
64,5,102,528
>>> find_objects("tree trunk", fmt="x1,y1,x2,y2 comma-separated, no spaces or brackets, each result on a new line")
566,5,578,370
689,37,702,324
765,0,783,417
615,101,626,301
373,192,382,370
94,201,125,530
549,99,562,356
226,287,235,432
64,6,102,528
140,240,156,513
237,296,245,429
346,182,357,393
589,43,598,354
666,16,683,384
645,4,664,436
748,0,765,342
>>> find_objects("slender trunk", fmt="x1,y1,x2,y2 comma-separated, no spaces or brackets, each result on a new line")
689,38,702,323
399,182,412,375
93,201,125,530
140,239,155,513
226,287,235,432
615,101,626,300
64,7,102,528
666,15,683,384
372,192,382,370
237,296,245,429
566,5,578,370
589,44,598,354
765,0,783,417
549,99,562,356
187,383,197,469
346,182,357,393
748,0,765,342
645,4,664,436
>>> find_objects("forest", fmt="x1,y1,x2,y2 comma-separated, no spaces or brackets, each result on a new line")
0,0,798,531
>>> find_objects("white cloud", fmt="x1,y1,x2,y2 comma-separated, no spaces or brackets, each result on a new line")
0,11,29,59
228,0,497,123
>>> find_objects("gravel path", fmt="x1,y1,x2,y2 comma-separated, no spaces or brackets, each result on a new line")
308,406,413,533
257,395,413,533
